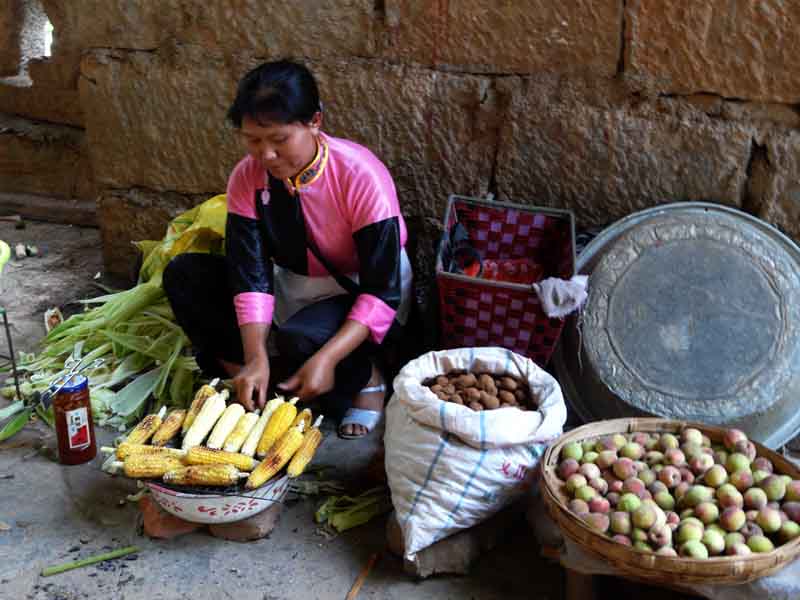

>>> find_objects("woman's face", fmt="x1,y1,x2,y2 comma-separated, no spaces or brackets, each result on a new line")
239,114,320,180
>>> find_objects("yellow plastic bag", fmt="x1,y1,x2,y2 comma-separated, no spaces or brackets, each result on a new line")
135,195,228,285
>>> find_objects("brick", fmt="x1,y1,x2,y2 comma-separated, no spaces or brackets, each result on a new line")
81,49,497,219
139,496,205,539
0,114,85,199
97,188,202,277
42,0,376,58
627,1,800,103
208,502,282,542
494,75,754,227
380,0,621,76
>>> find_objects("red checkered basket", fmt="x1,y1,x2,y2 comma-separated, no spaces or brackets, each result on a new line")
435,195,575,367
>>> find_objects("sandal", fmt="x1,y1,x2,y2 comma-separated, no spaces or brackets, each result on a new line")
338,384,386,440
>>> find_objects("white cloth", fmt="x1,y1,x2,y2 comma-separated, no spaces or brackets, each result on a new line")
272,248,413,327
532,274,588,318
384,347,567,562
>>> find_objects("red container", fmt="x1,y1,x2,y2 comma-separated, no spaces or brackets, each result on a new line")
436,195,575,367
53,374,97,465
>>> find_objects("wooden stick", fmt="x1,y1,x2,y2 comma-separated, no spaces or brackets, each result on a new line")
41,546,140,577
345,552,380,600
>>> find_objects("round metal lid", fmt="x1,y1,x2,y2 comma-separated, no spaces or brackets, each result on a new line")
553,203,800,448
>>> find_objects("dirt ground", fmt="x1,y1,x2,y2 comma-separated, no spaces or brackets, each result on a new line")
0,218,702,600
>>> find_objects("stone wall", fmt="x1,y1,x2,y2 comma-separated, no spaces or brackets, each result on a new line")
2,0,800,278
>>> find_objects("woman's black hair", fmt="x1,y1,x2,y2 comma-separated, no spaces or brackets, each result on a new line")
227,59,321,128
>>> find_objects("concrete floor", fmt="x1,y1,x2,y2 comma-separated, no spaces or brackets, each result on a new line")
0,219,701,600
0,220,566,600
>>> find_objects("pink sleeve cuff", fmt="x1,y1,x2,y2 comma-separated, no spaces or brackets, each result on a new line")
347,293,396,344
234,292,275,326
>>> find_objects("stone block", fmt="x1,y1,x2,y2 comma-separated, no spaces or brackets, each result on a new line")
494,75,755,228
748,130,800,244
97,188,201,277
139,496,205,539
80,46,244,194
208,503,282,542
386,502,526,578
42,0,377,57
626,1,800,103
0,114,85,198
0,81,84,126
0,0,22,76
380,0,621,76
81,49,497,218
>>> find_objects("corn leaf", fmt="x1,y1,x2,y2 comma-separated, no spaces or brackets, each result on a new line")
0,400,24,420
168,364,195,408
95,352,153,390
110,367,162,417
0,407,32,441
35,404,54,429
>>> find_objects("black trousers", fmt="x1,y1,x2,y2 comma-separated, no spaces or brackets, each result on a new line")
162,253,374,422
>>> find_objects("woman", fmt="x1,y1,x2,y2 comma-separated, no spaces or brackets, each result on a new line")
163,60,413,439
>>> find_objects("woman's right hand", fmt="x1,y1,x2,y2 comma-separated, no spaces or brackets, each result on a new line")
233,354,270,411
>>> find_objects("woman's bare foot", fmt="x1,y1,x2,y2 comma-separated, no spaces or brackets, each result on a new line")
339,364,385,438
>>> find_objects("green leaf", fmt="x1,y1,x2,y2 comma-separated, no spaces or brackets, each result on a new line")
0,400,24,420
96,352,153,390
0,407,32,441
35,404,54,429
109,367,162,417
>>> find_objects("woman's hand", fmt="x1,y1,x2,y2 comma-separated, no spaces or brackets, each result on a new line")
278,351,336,400
233,355,270,411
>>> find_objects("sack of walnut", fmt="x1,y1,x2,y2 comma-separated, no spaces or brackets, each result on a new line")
385,346,567,561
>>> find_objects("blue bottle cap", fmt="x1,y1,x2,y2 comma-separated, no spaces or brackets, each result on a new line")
56,374,88,393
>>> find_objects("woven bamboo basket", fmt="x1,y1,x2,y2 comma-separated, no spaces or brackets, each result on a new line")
541,418,800,585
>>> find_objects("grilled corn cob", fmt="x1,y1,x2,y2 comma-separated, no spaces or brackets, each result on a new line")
256,398,299,458
151,409,186,446
182,389,229,450
125,406,167,444
163,464,246,487
291,408,313,431
206,402,245,449
102,442,186,461
240,397,285,457
223,410,260,453
182,378,219,434
118,454,185,479
246,422,305,489
185,446,258,471
287,416,325,478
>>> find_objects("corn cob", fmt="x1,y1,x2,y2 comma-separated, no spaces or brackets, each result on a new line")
102,442,186,461
291,408,313,431
182,378,219,434
163,464,247,487
125,406,167,444
118,454,185,479
288,416,325,478
151,409,186,446
185,446,258,471
206,402,245,449
256,398,299,458
246,422,305,489
182,389,229,450
240,397,285,457
223,411,260,453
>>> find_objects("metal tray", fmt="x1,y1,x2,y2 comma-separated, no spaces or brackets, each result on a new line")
552,202,800,448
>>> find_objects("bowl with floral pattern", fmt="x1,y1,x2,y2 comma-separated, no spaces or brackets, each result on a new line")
145,473,290,524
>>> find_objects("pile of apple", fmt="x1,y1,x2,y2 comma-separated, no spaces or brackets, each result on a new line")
557,428,800,558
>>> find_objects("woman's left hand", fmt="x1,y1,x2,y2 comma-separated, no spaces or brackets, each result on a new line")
278,351,336,400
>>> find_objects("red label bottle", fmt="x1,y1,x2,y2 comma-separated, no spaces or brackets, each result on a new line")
53,375,97,465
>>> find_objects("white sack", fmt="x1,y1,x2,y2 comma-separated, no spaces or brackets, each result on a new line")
385,347,567,561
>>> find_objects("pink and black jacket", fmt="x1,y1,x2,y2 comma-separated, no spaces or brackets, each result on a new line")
225,133,408,345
